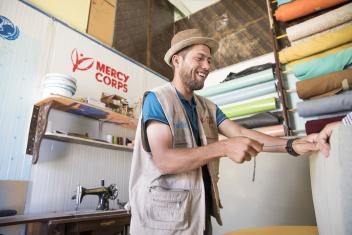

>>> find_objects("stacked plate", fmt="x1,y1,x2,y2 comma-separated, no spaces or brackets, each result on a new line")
42,73,77,98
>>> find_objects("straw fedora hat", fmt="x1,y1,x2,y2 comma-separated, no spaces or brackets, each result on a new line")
164,29,219,67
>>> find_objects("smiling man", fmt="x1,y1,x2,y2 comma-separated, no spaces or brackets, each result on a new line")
128,29,318,235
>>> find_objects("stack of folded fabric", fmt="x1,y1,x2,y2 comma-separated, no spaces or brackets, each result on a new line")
197,65,285,136
274,1,352,134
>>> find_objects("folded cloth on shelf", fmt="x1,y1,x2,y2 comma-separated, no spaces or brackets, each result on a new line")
197,68,274,97
275,0,348,22
255,125,285,137
277,0,292,6
233,111,283,129
209,81,276,106
288,42,352,68
296,69,352,100
221,97,277,119
297,91,352,117
222,63,274,82
305,116,345,134
286,3,352,42
279,24,352,64
292,48,352,80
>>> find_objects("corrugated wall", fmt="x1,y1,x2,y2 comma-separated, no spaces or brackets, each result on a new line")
1,0,166,214
0,0,49,180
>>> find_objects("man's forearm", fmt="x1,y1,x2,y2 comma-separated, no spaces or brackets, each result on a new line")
240,128,288,153
153,141,225,175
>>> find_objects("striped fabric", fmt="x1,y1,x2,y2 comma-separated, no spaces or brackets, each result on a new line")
342,112,352,125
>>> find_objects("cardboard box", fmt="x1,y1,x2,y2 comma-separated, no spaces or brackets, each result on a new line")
87,0,117,46
28,0,91,32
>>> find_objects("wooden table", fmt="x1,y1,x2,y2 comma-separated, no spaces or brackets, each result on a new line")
0,209,130,235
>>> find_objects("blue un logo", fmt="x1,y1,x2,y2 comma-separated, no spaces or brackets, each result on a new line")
0,15,20,40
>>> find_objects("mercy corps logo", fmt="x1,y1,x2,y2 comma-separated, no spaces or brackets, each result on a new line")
70,48,129,93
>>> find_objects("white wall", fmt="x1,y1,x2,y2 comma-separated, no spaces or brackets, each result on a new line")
0,0,167,214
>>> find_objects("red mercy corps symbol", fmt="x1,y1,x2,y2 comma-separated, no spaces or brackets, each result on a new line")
71,48,94,72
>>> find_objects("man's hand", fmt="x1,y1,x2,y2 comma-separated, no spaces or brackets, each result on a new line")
316,121,341,157
292,134,319,155
221,137,263,163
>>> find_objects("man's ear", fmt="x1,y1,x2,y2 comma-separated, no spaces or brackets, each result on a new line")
171,54,181,68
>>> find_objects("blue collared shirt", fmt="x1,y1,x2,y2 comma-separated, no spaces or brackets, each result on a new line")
142,91,227,144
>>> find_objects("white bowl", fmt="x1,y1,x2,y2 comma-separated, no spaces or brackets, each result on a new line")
44,73,77,85
44,78,77,88
42,87,74,98
43,84,76,95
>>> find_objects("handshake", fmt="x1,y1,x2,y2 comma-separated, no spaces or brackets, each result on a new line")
221,122,341,163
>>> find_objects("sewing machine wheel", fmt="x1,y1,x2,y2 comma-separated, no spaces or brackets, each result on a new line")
108,184,118,200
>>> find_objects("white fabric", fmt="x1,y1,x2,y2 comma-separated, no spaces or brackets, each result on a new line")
309,125,352,235
287,3,352,42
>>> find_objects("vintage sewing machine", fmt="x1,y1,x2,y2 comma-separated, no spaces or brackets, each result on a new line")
72,180,118,210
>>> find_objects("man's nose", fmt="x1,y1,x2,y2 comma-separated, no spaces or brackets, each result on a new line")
202,60,211,70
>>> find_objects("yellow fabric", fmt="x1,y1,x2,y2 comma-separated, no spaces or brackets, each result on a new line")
287,42,352,68
279,25,352,64
224,226,318,235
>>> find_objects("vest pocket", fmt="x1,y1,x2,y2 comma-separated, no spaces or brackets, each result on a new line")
145,186,190,230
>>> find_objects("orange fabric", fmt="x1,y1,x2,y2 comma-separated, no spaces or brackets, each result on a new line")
275,0,348,22
225,226,318,235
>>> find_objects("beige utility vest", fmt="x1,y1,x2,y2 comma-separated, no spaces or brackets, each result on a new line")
129,83,222,235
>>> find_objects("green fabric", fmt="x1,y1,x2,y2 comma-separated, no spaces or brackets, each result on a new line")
196,69,274,97
221,97,277,119
293,48,352,80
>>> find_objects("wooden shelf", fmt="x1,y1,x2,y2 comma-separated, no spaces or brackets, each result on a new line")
44,133,133,152
36,95,137,129
26,95,137,164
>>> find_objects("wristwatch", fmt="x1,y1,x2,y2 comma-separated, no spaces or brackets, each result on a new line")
286,138,299,157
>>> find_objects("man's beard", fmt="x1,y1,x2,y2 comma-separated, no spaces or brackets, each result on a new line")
179,65,205,91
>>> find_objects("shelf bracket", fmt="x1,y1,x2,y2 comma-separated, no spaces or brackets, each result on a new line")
26,102,53,164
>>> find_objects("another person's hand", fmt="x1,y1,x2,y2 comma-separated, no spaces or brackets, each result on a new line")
292,133,319,156
316,121,341,157
221,137,263,163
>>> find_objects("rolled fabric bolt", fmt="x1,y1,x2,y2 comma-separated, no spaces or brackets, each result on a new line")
292,22,352,46
287,42,352,68
305,116,345,134
279,24,352,64
255,125,285,137
277,0,292,6
233,111,283,129
221,97,277,119
209,80,276,106
296,69,352,100
292,48,352,80
197,69,274,97
275,0,348,22
297,91,352,117
222,63,274,82
286,3,352,42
